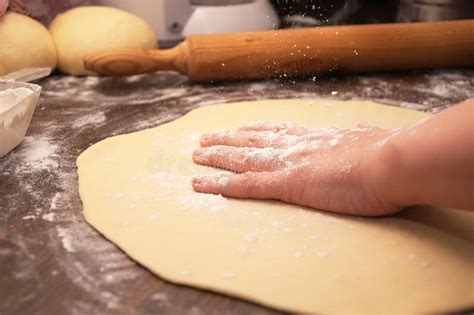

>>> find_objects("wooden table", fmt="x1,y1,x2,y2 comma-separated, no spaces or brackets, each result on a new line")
1,70,473,315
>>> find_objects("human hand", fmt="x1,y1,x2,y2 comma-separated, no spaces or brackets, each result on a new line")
0,0,8,16
192,121,401,216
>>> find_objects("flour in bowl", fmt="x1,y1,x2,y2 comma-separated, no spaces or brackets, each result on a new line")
0,87,33,113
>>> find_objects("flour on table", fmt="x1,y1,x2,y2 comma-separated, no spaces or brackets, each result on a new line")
72,111,106,128
15,136,59,173
50,192,61,210
150,292,169,303
42,212,56,222
57,227,75,253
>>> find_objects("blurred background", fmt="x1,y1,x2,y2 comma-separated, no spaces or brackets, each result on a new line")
7,0,474,47
95,0,474,47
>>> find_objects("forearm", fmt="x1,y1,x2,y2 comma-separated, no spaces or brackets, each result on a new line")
376,99,474,210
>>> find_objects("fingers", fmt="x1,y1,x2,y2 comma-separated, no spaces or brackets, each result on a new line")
192,172,285,200
200,130,297,148
356,122,372,129
193,145,287,173
357,122,385,130
239,121,310,136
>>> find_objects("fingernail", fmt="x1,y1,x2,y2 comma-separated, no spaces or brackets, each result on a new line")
192,148,204,162
191,177,204,192
192,177,202,187
200,133,211,144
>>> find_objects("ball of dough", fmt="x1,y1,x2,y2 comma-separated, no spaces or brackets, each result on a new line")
49,6,157,76
0,12,57,75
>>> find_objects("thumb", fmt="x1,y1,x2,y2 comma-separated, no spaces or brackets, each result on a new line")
192,172,285,200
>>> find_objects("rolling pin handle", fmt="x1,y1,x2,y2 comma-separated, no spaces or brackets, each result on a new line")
83,44,188,76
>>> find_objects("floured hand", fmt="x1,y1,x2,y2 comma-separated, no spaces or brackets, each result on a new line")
192,121,400,216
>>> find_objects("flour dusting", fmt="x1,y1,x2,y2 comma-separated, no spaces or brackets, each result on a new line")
151,292,169,303
18,136,59,172
73,111,106,128
177,191,229,213
42,212,56,222
57,227,75,252
50,192,61,210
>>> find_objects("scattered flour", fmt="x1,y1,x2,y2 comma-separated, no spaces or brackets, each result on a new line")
180,270,192,277
293,251,304,258
238,245,250,254
243,233,258,242
148,214,160,221
328,138,339,146
182,131,200,143
147,172,175,182
57,227,75,253
177,191,229,213
323,102,333,109
217,176,229,187
271,221,284,228
50,192,61,210
72,111,106,128
246,147,282,163
42,212,56,222
340,164,352,173
112,192,125,200
221,272,236,279
18,136,59,172
150,292,169,303
317,251,328,258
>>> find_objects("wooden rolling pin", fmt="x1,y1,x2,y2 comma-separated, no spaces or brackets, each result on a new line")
84,20,474,82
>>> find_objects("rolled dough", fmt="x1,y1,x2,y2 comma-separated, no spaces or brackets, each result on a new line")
77,99,474,313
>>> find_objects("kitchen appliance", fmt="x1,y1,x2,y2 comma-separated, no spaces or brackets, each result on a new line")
84,20,474,82
397,0,474,22
93,0,279,47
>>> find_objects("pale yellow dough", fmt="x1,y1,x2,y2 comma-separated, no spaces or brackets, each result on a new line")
77,99,474,313
0,12,57,75
49,6,157,75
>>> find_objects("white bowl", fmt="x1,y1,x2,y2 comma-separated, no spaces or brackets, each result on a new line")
0,80,41,158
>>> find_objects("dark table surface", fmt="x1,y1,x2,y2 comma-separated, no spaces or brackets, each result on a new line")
1,69,473,315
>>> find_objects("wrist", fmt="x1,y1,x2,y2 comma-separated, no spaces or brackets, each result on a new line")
367,133,423,209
